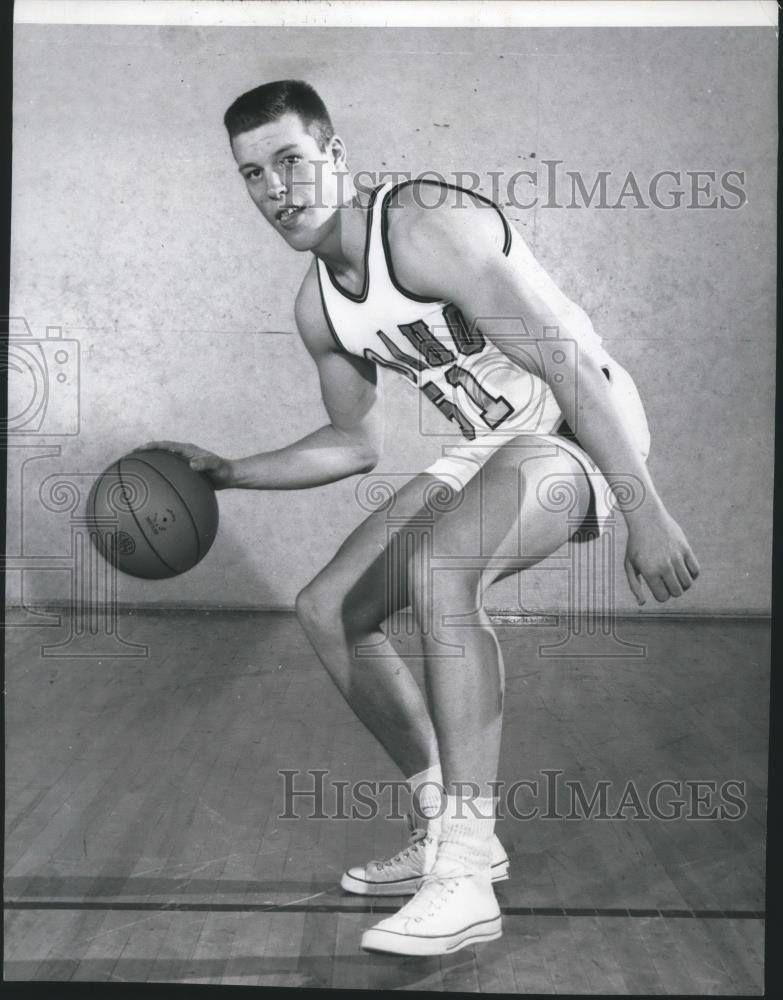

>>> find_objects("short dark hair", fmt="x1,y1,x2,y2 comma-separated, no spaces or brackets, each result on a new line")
223,79,334,150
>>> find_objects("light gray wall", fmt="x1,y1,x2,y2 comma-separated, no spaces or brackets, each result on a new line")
8,25,777,613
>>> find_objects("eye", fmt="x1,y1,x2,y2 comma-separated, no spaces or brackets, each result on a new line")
245,168,262,181
281,155,301,166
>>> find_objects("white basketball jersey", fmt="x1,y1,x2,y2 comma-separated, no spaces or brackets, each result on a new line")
316,180,609,444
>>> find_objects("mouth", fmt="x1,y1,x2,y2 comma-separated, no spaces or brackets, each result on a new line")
276,205,306,228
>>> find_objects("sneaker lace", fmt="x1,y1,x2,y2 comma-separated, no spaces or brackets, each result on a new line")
375,822,429,871
404,873,465,922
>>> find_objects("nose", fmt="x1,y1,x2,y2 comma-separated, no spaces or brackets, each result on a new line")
266,169,287,201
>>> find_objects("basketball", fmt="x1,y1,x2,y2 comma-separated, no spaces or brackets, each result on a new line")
87,449,220,579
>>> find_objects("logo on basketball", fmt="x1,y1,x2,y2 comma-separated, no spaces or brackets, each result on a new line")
113,531,136,556
145,508,177,536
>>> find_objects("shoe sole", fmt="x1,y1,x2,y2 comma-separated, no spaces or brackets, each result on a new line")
341,859,509,897
361,915,503,956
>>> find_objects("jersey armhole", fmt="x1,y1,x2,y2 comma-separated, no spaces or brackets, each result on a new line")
380,178,513,303
314,261,347,353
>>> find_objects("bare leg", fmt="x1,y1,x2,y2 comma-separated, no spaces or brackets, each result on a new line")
296,437,591,792
295,477,444,778
409,445,592,799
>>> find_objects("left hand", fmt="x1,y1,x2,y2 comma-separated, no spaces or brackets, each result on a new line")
624,507,700,605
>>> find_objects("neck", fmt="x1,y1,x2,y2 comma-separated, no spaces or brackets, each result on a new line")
312,175,370,280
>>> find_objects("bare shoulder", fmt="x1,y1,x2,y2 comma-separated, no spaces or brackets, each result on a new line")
385,180,507,249
294,260,334,357
385,180,516,296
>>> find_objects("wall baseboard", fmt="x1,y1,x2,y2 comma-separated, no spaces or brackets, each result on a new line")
3,602,772,622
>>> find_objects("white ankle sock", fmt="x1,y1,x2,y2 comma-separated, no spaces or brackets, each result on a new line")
406,764,444,824
434,794,497,876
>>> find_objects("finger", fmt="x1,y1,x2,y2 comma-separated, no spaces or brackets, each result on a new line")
137,440,178,453
646,574,672,603
624,557,646,606
684,549,700,580
672,555,693,591
152,440,196,458
661,565,683,598
161,440,191,454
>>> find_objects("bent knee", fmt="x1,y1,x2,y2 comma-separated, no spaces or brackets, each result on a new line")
296,575,373,642
294,582,314,630
295,579,336,636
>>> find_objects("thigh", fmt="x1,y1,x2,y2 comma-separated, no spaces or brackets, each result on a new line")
304,470,451,631
424,436,593,589
308,434,592,627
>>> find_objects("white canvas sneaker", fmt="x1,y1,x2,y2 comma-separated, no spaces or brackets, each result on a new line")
340,816,510,896
360,870,502,955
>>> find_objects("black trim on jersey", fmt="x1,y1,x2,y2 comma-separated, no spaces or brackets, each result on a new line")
322,183,384,303
315,262,347,353
380,178,514,305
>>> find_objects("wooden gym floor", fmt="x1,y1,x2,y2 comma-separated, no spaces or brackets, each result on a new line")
4,609,767,992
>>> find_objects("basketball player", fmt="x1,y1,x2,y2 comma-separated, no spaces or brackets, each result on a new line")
142,80,700,956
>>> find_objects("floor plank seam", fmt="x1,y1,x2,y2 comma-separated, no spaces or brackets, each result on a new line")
3,900,766,919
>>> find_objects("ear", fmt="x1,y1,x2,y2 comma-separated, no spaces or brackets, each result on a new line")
329,134,348,168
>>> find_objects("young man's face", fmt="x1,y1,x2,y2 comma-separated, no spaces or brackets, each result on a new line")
231,112,347,251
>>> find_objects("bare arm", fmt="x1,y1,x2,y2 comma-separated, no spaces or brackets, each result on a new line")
140,265,384,490
389,193,700,603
